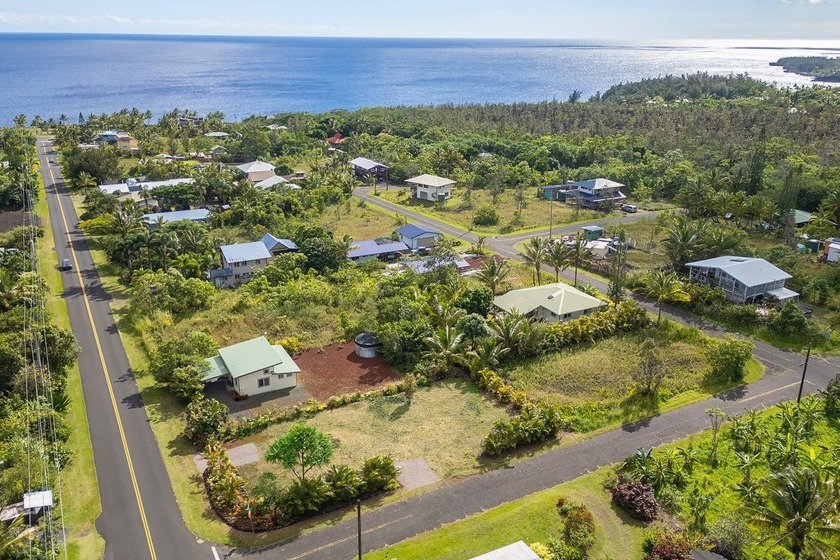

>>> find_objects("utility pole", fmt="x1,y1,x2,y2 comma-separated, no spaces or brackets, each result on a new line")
548,196,554,240
798,333,814,405
357,499,362,560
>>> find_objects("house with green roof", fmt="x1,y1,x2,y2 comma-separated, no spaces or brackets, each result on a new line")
493,283,605,323
202,336,300,397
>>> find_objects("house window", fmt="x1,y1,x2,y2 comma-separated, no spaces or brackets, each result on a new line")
257,377,270,388
563,313,572,319
264,368,270,374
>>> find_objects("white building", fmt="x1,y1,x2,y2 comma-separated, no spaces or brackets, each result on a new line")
213,241,272,287
236,160,276,183
395,224,441,250
686,256,798,304
493,283,606,323
406,174,455,201
202,336,300,397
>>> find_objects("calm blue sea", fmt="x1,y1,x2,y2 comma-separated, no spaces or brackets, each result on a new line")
0,33,838,124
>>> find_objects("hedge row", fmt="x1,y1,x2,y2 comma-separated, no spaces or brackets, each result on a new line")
542,300,651,350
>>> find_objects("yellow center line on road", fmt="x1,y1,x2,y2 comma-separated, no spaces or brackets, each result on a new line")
43,146,158,560
737,381,799,405
284,514,414,560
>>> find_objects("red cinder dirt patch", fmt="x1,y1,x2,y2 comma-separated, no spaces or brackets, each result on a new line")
296,343,402,401
0,211,33,233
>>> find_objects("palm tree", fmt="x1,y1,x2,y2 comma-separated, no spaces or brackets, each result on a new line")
569,233,592,287
663,215,706,270
747,468,840,560
424,325,465,373
111,202,145,237
0,510,24,555
424,291,465,328
488,310,530,355
643,270,690,324
521,237,548,286
0,269,19,310
464,338,509,374
822,189,840,228
476,258,510,295
704,227,747,257
546,241,573,282
75,171,98,190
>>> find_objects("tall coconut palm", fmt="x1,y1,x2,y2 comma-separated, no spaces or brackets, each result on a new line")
488,310,530,355
521,237,548,286
704,227,748,257
643,270,690,324
476,258,510,295
423,325,465,373
111,202,145,237
569,233,592,287
663,215,706,270
747,468,840,560
546,241,573,282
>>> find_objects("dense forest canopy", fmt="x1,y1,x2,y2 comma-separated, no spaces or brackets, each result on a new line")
772,56,840,81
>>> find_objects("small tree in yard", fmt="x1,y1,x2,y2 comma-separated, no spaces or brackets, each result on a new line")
266,423,334,482
183,397,230,446
823,372,840,417
643,270,690,325
633,338,667,396
402,374,417,404
705,335,754,383
706,407,727,467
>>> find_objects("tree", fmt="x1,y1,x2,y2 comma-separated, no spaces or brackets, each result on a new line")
747,468,840,560
402,374,417,404
643,270,690,324
300,236,347,274
476,258,510,295
473,203,499,226
632,338,667,396
265,423,334,482
183,397,230,446
569,233,592,287
546,241,572,282
423,325,466,375
521,236,548,286
705,335,754,383
608,229,628,304
663,215,706,270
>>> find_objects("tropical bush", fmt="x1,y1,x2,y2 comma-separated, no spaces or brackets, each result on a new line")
482,401,564,456
563,504,596,551
643,530,692,560
473,203,500,226
823,372,840,417
610,481,659,521
359,455,401,494
542,300,651,350
183,397,230,446
704,335,754,383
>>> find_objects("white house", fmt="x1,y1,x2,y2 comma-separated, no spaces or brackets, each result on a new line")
395,224,441,250
202,336,300,397
254,175,289,190
406,174,455,201
493,283,606,323
347,238,409,264
142,208,211,230
236,160,276,183
213,241,273,287
686,256,798,304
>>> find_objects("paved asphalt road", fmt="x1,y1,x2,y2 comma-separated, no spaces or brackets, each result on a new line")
39,163,840,560
37,140,216,560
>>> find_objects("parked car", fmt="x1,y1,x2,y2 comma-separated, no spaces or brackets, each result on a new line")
621,204,638,213
58,258,72,271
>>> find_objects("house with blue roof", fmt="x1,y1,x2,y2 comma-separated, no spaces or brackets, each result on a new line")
211,241,272,287
260,233,299,256
396,223,441,250
347,238,409,264
142,208,211,230
686,256,798,304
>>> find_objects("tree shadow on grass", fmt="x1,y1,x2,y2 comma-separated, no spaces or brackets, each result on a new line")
619,395,661,433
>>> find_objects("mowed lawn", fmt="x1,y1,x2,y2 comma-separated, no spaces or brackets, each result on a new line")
367,467,646,560
315,198,408,240
236,379,511,488
377,187,616,234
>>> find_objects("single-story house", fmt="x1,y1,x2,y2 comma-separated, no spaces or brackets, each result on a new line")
581,225,605,241
142,208,211,229
468,541,541,560
686,255,798,304
204,131,229,139
326,133,346,145
261,233,299,256
406,174,455,201
99,177,196,204
236,160,276,183
210,145,228,159
396,223,441,249
202,336,300,397
212,240,273,287
493,283,606,323
792,209,813,227
349,157,389,182
404,257,470,274
347,238,409,263
254,174,289,190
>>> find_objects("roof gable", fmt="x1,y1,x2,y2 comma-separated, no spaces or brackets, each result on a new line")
237,160,275,173
220,241,272,263
396,223,440,239
406,174,456,188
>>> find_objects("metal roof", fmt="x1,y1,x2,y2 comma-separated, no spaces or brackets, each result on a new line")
766,287,800,300
349,157,389,170
469,541,540,560
208,267,232,279
254,175,289,189
204,131,229,138
404,258,469,274
571,178,625,191
220,241,271,263
142,208,210,223
347,239,409,259
406,174,456,188
396,224,440,239
493,283,605,317
203,336,300,381
261,233,298,252
686,256,792,287
237,160,275,173
23,490,53,510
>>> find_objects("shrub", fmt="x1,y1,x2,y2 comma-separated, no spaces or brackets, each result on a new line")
564,505,596,550
704,335,754,383
324,465,362,503
278,336,305,355
183,397,230,446
824,372,840,417
280,476,332,518
644,531,691,560
359,455,400,494
768,299,808,335
482,401,563,456
473,203,500,226
705,515,751,560
610,481,659,521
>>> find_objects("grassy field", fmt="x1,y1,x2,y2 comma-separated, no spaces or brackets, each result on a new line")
35,193,106,560
503,326,764,432
315,198,410,240
367,467,647,560
376,186,618,234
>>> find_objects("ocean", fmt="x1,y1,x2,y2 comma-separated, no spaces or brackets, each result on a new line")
0,33,838,124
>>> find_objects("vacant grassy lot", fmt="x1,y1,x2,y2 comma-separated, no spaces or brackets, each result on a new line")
315,198,408,240
237,379,512,489
503,326,763,432
377,186,616,234
367,467,647,560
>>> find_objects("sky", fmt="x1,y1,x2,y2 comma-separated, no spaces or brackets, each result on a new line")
0,0,839,40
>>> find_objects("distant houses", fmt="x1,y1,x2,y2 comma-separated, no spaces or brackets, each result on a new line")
493,283,606,323
202,336,300,398
347,238,409,264
540,178,626,210
349,157,389,183
406,174,455,202
396,224,441,250
686,256,798,304
92,130,138,151
99,177,196,205
142,208,211,229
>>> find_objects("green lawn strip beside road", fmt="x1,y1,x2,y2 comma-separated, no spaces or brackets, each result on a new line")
35,192,105,560
367,467,646,560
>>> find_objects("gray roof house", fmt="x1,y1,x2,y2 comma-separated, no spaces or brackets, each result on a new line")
347,238,409,263
142,208,210,229
202,336,300,397
493,283,606,323
261,233,299,256
686,256,798,304
395,223,441,250
211,241,272,287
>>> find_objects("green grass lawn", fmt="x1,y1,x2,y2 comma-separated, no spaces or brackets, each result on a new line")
35,193,106,560
367,467,647,560
315,198,410,240
502,326,764,432
376,187,617,234
237,379,512,489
